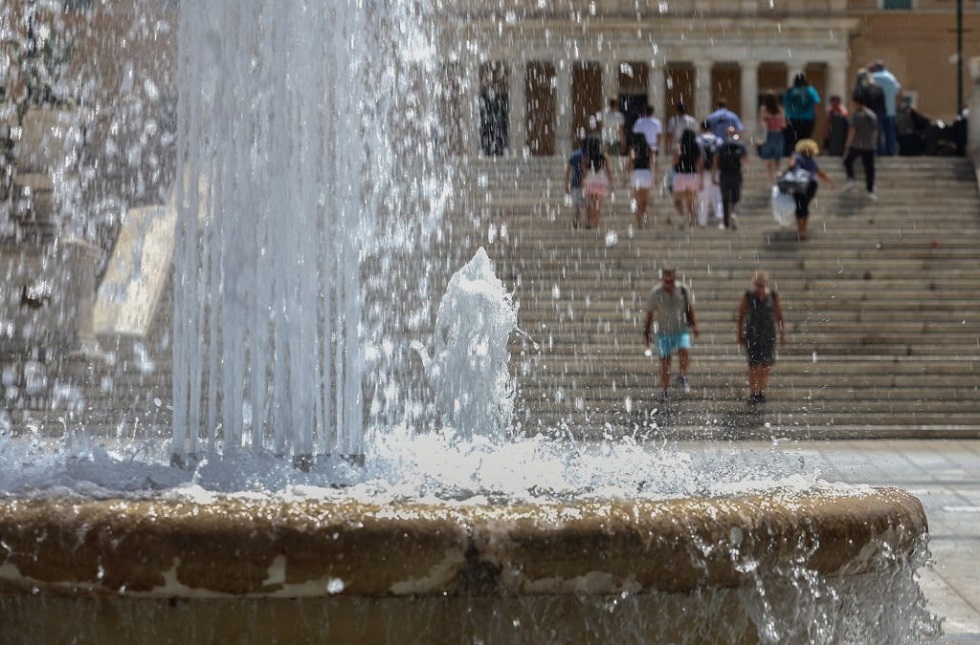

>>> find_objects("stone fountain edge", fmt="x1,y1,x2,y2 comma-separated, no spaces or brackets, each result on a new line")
0,486,927,599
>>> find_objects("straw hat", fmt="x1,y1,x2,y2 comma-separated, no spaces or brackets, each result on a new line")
794,138,820,156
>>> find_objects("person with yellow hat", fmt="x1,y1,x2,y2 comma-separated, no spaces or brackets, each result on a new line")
784,138,835,240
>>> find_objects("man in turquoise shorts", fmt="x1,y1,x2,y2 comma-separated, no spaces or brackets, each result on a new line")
643,267,700,400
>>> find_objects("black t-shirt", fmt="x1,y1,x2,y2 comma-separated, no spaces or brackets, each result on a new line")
717,141,746,177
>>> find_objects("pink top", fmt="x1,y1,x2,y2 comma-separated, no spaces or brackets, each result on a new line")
760,108,787,132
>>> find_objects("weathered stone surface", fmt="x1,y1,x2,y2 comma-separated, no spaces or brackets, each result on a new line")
0,488,926,598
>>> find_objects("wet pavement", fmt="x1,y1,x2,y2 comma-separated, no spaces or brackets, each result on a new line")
677,439,980,642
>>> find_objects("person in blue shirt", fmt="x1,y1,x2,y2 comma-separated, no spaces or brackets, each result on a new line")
564,137,586,228
782,73,821,156
870,60,902,156
786,138,835,241
704,99,744,141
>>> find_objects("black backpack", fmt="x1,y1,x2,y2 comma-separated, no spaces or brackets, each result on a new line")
699,135,717,169
717,142,743,175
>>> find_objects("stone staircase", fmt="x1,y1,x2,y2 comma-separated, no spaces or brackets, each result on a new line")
4,155,979,442
456,155,980,439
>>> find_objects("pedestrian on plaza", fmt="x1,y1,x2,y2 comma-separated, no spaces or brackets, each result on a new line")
713,126,748,230
672,128,703,230
705,99,744,141
895,96,931,156
665,101,699,157
644,266,700,401
564,136,586,228
736,270,786,404
852,68,886,133
696,119,723,228
824,95,849,156
869,60,902,156
758,90,787,183
602,97,626,157
842,95,879,199
626,132,654,229
782,73,821,156
582,133,613,229
784,138,835,241
632,105,662,158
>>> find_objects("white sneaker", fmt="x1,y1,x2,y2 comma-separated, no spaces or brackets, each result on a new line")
868,191,878,201
843,180,856,192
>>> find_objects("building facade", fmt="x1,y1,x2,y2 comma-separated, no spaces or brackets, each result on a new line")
434,1,980,156
1,1,978,159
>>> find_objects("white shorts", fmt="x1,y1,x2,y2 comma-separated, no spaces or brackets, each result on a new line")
629,169,654,190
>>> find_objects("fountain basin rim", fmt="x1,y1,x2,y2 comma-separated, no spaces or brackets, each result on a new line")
0,487,926,599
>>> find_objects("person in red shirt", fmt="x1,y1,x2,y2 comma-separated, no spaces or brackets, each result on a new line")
824,95,849,156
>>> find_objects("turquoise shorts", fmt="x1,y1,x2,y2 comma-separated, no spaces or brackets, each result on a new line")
656,332,693,358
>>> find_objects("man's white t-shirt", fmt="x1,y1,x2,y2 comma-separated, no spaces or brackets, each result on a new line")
633,116,663,152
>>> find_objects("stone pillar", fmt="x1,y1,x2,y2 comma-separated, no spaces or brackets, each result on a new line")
969,57,980,169
740,61,759,138
556,61,573,155
603,61,619,106
695,60,714,119
787,65,805,87
464,60,481,157
650,66,666,122
827,60,849,104
508,60,527,157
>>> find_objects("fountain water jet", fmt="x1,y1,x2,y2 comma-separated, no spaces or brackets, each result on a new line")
0,1,941,643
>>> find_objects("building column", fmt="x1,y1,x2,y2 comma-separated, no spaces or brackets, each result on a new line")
787,65,805,87
463,60,481,157
556,60,573,155
508,60,527,157
603,61,619,106
827,59,849,104
695,60,714,119
649,66,666,121
740,60,759,137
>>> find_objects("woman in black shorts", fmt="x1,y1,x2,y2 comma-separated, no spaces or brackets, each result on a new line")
737,271,786,403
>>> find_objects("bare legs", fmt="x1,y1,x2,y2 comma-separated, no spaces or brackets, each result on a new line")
673,190,697,230
748,363,773,398
659,350,690,391
632,187,650,228
766,158,779,184
586,194,603,229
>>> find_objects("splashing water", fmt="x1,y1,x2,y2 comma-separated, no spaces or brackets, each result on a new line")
170,2,448,461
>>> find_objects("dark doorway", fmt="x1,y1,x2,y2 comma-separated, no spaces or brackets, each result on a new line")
526,61,557,156
480,62,509,156
619,61,649,137
572,62,602,140
665,63,695,117
711,63,741,118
